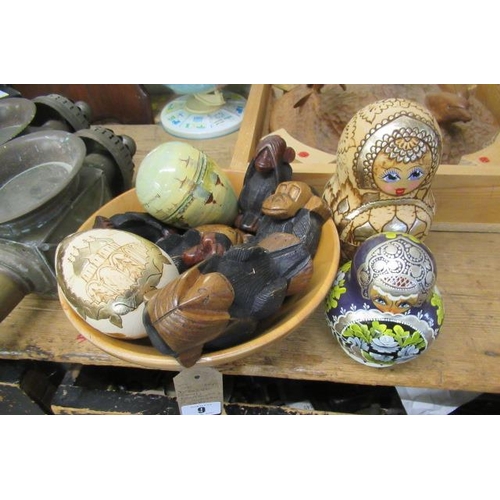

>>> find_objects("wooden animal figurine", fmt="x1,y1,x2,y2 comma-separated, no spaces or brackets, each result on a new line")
257,232,313,296
181,231,233,269
234,134,295,233
93,211,179,243
325,232,444,368
143,231,316,364
143,242,288,366
199,243,288,322
257,180,331,256
143,266,235,367
195,224,247,246
94,214,239,274
323,98,443,261
202,233,315,352
155,228,232,273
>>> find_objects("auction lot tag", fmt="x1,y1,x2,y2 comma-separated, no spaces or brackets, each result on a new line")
174,366,224,415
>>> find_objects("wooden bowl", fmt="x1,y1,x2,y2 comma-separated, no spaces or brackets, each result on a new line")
58,170,340,369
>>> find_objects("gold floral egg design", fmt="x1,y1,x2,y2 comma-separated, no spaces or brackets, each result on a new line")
55,228,179,339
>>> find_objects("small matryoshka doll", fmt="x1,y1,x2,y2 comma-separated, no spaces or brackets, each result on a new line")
323,98,442,261
325,232,444,368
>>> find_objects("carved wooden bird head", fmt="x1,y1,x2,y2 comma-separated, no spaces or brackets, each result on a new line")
424,91,472,124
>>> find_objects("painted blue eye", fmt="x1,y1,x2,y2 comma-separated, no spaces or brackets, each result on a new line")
408,167,424,181
381,170,401,183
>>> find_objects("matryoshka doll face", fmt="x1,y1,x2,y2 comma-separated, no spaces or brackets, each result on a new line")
354,232,437,314
368,283,419,314
372,148,432,197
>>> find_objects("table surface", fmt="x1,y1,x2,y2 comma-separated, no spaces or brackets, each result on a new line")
1,124,499,395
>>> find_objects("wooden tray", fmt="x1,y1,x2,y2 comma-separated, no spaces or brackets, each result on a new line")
230,84,500,232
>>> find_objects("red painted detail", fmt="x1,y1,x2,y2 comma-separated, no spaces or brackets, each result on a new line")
479,156,490,163
298,151,310,158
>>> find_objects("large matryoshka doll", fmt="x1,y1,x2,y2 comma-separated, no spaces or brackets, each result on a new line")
325,232,444,368
323,98,442,261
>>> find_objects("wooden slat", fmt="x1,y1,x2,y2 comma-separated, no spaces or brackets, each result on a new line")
475,84,500,123
229,84,272,171
432,163,500,226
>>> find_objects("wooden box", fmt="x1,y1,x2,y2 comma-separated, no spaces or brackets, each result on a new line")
50,365,406,415
229,85,500,231
0,360,63,414
50,365,328,415
51,365,180,415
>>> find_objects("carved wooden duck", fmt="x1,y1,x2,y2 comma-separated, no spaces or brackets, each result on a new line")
270,84,498,164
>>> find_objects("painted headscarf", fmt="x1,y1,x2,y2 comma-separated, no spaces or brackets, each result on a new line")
337,98,442,194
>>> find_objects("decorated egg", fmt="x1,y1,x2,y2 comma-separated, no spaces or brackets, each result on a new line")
55,228,179,339
135,141,238,229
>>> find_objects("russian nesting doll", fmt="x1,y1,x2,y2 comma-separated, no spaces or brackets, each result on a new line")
323,98,442,261
325,232,444,368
